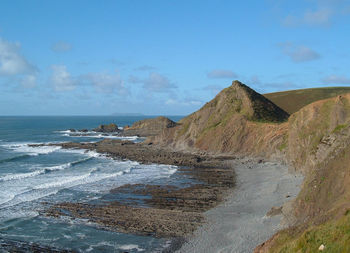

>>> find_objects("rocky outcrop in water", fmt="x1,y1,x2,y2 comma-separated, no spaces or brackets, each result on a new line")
92,123,120,133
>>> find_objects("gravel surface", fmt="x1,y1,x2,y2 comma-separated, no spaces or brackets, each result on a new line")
177,159,303,253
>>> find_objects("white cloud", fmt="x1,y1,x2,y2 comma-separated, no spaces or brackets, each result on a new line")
322,75,350,84
51,41,72,52
281,0,350,27
128,75,143,84
304,8,333,26
20,74,37,88
86,71,128,95
207,69,237,79
203,85,223,95
283,8,333,27
279,42,320,63
165,98,202,106
130,72,177,93
50,65,76,91
134,65,156,71
0,37,37,76
250,75,261,85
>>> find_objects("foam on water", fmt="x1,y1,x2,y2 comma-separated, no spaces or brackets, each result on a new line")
65,134,139,141
1,189,60,209
0,158,92,182
33,172,94,190
0,170,45,182
119,244,145,251
1,143,61,156
0,116,183,252
56,129,139,141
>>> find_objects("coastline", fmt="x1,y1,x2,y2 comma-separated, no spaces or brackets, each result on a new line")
38,139,236,251
177,158,303,253
32,139,303,252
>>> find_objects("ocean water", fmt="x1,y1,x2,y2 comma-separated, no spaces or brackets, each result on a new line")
0,116,183,253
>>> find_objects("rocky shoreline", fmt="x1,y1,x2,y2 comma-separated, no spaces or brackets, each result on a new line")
35,139,236,250
0,238,74,253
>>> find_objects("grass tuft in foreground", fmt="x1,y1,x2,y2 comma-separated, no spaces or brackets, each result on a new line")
270,211,350,253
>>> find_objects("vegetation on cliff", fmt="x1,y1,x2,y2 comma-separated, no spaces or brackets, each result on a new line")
256,94,350,252
123,116,177,137
264,87,350,114
153,80,289,157
150,81,350,252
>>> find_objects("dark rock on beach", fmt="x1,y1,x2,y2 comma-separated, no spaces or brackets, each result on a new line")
43,139,235,238
92,123,120,133
0,237,74,253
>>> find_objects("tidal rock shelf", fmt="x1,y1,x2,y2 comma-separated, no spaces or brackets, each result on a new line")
43,139,236,240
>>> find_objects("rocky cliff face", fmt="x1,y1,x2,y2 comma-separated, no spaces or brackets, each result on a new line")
255,94,350,252
124,116,177,137
153,80,289,158
149,81,350,252
287,94,350,172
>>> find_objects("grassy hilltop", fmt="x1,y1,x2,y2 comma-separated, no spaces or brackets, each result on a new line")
264,87,350,114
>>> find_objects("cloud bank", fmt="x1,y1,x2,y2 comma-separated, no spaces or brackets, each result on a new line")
279,42,320,63
207,69,237,79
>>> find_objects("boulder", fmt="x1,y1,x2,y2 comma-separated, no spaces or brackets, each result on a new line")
93,123,120,133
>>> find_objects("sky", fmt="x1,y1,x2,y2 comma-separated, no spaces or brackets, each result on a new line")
0,0,349,115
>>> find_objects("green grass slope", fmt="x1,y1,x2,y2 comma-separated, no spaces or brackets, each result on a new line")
264,87,350,114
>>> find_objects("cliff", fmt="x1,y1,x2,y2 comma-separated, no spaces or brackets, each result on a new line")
153,80,289,158
149,81,350,251
124,116,177,137
256,94,350,252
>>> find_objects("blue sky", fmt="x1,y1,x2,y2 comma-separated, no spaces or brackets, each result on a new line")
0,0,349,115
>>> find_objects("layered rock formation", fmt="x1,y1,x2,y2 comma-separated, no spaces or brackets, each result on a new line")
255,94,350,252
146,81,350,251
92,123,120,133
152,80,289,158
123,116,177,137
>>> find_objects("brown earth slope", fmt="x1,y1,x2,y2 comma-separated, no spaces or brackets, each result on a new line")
123,116,177,137
149,81,350,251
256,94,350,252
152,80,289,158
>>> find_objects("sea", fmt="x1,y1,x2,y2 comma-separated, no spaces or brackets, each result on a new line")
0,116,183,253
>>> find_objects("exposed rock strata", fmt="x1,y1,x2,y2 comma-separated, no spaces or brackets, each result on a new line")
92,123,120,133
123,116,177,137
255,94,350,252
151,81,289,158
44,140,235,238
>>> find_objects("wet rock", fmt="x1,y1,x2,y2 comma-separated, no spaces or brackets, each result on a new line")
44,140,236,238
0,237,74,253
93,123,120,133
